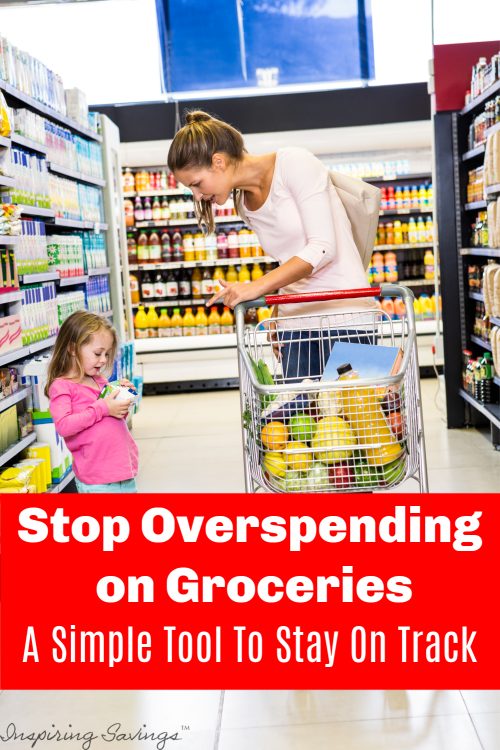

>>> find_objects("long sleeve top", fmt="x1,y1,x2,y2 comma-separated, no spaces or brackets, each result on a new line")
240,147,375,323
49,375,138,485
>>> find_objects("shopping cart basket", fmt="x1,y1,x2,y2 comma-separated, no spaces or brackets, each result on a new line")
236,284,428,493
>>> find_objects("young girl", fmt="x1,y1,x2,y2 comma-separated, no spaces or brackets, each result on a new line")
46,310,139,493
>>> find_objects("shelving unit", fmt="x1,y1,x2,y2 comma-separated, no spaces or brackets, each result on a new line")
435,75,500,447
0,432,37,469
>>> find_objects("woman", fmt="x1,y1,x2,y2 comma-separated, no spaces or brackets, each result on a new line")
167,111,374,379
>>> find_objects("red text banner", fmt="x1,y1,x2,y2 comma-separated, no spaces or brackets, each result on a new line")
0,493,497,689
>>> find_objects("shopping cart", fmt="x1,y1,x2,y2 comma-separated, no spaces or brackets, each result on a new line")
236,284,428,493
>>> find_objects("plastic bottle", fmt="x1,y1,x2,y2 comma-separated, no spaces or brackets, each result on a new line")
384,252,398,283
129,273,140,304
148,232,162,263
178,268,191,300
146,306,160,337
124,199,135,227
336,362,403,467
137,232,149,263
408,218,418,244
213,267,226,293
385,223,394,246
372,252,385,284
194,232,206,261
171,231,183,261
424,249,435,280
381,298,395,319
395,186,403,210
217,231,229,259
170,308,183,336
377,223,386,246
205,233,218,261
166,269,179,300
127,235,138,264
161,198,170,221
183,232,195,262
238,228,251,257
226,265,238,284
394,298,406,319
208,306,221,334
393,220,403,245
238,264,251,283
419,293,433,319
479,352,493,403
158,309,171,338
134,305,148,339
402,185,411,209
227,229,239,259
134,196,144,222
161,232,172,262
123,167,135,193
152,197,162,221
220,306,235,333
140,270,154,300
191,267,202,299
410,185,419,210
425,217,434,243
416,216,427,243
182,307,196,336
143,197,153,221
201,268,214,299
413,296,423,320
251,262,264,282
195,306,209,335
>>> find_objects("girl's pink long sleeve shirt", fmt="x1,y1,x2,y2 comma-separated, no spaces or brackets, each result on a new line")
49,376,138,484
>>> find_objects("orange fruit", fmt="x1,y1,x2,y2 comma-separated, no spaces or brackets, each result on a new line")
261,421,288,451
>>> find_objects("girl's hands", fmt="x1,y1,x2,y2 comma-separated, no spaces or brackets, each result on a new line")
104,390,131,419
118,378,136,391
207,279,260,309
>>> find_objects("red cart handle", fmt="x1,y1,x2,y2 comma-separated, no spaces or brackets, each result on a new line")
264,287,381,305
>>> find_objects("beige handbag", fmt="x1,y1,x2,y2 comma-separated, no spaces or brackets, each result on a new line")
329,171,381,270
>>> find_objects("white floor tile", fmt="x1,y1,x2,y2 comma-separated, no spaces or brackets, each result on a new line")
462,690,500,714
470,712,500,750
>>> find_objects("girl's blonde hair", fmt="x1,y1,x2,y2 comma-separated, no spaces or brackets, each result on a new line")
167,110,246,234
45,310,118,397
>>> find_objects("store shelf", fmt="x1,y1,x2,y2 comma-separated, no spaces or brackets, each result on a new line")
0,174,15,189
10,133,48,155
378,208,432,217
464,200,487,210
48,162,106,187
485,184,500,197
462,144,486,162
0,337,56,366
29,334,57,354
470,334,492,351
48,468,75,493
134,215,242,230
57,275,88,287
461,78,500,115
0,135,11,148
88,266,110,276
400,278,435,287
17,204,56,218
373,243,433,252
135,333,238,353
19,271,59,283
461,247,500,257
0,431,37,468
0,79,102,142
490,317,500,327
84,221,107,231
124,188,187,198
0,290,22,304
51,217,86,229
0,235,19,246
469,290,484,302
0,386,31,415
98,309,113,318
133,299,204,309
364,172,432,184
128,256,274,272
460,388,500,430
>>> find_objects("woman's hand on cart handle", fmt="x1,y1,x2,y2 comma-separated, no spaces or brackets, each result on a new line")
206,279,261,308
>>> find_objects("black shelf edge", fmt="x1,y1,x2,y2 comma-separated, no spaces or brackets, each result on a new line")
485,183,500,197
460,388,500,430
468,290,484,301
460,78,500,116
363,172,432,184
378,208,433,217
464,200,487,210
470,334,492,351
462,144,486,162
461,247,500,257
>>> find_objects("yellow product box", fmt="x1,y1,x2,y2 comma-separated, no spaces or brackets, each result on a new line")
15,459,47,493
0,406,18,454
0,465,36,492
26,443,52,487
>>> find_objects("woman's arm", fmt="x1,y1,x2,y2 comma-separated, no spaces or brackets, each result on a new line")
207,256,312,308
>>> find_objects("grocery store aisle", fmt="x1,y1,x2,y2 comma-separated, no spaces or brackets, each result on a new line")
134,378,500,493
0,689,499,749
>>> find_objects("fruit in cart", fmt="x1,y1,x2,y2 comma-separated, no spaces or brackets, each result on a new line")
250,356,277,408
316,388,342,417
288,413,317,443
304,463,330,491
262,451,287,479
284,441,312,472
328,462,354,489
311,416,357,464
261,422,288,451
354,460,381,489
381,389,402,413
280,469,306,492
387,410,404,441
380,456,406,485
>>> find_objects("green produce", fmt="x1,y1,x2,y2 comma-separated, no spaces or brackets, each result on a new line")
305,463,330,491
354,461,380,489
288,413,317,443
380,457,406,485
279,469,305,492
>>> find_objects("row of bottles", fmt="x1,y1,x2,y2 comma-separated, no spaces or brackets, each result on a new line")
369,249,435,284
379,294,441,321
462,349,494,404
133,304,271,338
124,195,238,227
375,216,434,246
471,211,489,248
122,167,177,194
130,263,270,304
127,229,265,264
380,184,433,212
472,301,490,342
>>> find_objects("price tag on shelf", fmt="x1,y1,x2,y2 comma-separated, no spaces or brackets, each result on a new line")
93,222,101,234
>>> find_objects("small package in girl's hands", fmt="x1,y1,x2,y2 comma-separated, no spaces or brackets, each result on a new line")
98,381,137,412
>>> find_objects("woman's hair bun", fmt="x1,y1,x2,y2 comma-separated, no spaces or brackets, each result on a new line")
185,110,212,125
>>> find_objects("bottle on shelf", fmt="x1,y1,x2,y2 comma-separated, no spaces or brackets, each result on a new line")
148,231,162,263
170,308,183,336
213,266,225,293
166,269,179,300
124,199,135,228
205,233,218,261
371,251,385,284
384,252,398,283
160,171,168,191
178,267,192,300
146,306,159,337
161,231,172,262
208,306,221,334
195,306,209,335
201,268,214,300
154,269,166,301
183,231,195,261
226,265,238,284
172,231,183,261
251,262,263,282
158,308,171,338
194,232,206,261
140,270,154,300
393,220,403,245
217,231,229,259
143,197,153,221
161,197,170,221
424,249,435,281
238,228,251,257
220,306,235,333
152,197,162,221
182,307,196,336
168,171,177,189
227,229,239,259
123,167,135,193
134,305,148,338
385,222,394,245
192,267,202,300
134,196,144,222
408,217,418,244
137,231,149,263
238,264,251,283
129,273,140,304
127,234,138,264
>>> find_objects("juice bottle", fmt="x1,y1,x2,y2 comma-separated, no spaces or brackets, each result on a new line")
381,298,395,318
213,267,225,293
171,231,183,261
420,293,433,319
251,262,263,282
385,222,394,245
418,184,427,209
248,230,260,257
424,249,435,280
140,270,154,300
123,167,135,193
386,186,396,210
257,306,272,323
146,306,159,337
137,232,149,263
408,218,418,244
152,197,162,221
238,264,251,283
183,232,194,261
178,268,191,300
148,232,161,263
170,308,183,336
124,199,135,227
194,232,206,261
226,265,238,284
191,267,202,299
402,185,411,209
158,308,171,338
134,196,144,222
238,228,251,257
182,307,196,336
426,185,433,210
205,233,218,261
208,306,221,334
165,269,179,300
384,252,398,283
426,217,434,243
394,298,406,319
395,186,403,209
129,273,140,304
154,270,166,301
195,306,209,335
227,229,239,259
401,221,409,244
201,268,214,299
410,185,419,210
143,198,153,222
416,216,427,243
413,296,422,320
127,234,138,264
161,197,170,221
161,232,172,262
220,306,234,333
371,252,385,284
336,363,403,467
217,231,229,259
134,305,148,338
393,220,403,245
377,223,386,246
